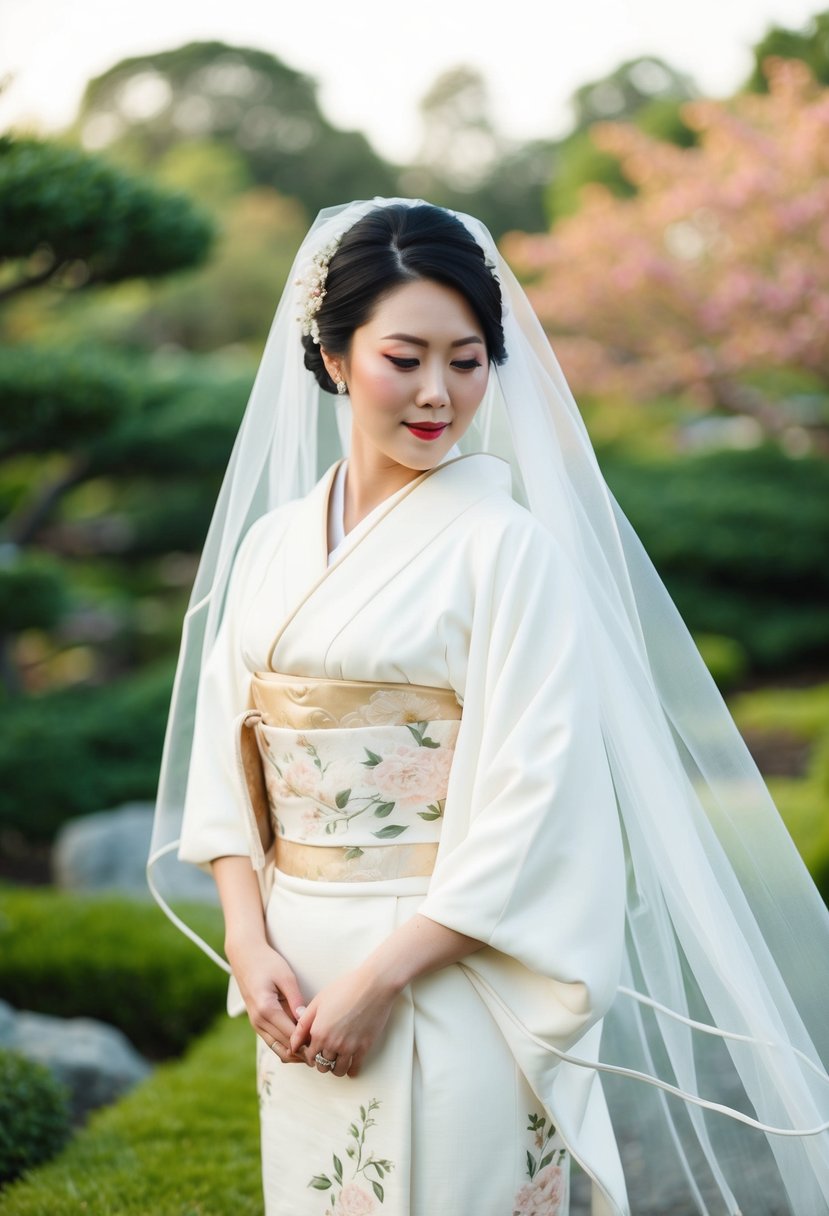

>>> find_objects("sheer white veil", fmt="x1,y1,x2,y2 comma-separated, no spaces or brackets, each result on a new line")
148,196,829,1214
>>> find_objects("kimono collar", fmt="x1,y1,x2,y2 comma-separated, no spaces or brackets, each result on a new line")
266,452,511,671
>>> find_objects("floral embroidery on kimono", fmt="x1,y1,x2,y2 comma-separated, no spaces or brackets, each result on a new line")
512,1112,569,1215
308,1099,394,1212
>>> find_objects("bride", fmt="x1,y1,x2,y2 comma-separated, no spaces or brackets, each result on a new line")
149,198,829,1215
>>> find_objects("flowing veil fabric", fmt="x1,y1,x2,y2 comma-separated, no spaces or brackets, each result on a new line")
148,197,829,1214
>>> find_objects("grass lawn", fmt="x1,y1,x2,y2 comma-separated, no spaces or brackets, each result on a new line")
0,1014,263,1215
727,680,829,889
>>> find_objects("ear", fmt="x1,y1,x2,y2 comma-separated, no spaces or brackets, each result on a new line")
319,346,342,384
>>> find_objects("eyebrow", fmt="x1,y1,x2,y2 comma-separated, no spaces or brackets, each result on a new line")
381,332,484,348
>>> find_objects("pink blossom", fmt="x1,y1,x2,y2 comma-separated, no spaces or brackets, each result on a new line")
501,57,829,421
336,1182,377,1215
371,744,453,810
281,757,318,799
299,807,324,838
512,1163,566,1216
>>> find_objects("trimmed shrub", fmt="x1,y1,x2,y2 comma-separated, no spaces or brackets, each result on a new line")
0,1049,71,1186
0,886,227,1058
0,1015,261,1215
0,660,174,842
601,443,829,671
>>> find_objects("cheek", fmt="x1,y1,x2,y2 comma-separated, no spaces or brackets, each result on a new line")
353,362,405,407
458,373,488,411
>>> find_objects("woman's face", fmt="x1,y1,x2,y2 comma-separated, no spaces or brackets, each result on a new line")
321,278,490,473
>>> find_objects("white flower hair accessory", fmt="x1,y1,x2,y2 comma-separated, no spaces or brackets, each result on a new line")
295,236,343,345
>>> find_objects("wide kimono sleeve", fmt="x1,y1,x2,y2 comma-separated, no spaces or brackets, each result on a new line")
177,512,274,874
418,507,627,1032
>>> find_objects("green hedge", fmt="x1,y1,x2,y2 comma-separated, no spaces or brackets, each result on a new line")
601,443,829,670
0,1015,261,1214
0,886,228,1058
0,661,173,841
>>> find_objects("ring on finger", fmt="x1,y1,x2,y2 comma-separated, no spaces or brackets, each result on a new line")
314,1051,337,1069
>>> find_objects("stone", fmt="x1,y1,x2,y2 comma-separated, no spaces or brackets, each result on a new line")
52,802,218,903
0,998,151,1122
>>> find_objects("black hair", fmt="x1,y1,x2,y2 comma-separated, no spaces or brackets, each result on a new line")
301,203,507,394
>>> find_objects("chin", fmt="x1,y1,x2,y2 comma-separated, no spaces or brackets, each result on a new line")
396,447,450,472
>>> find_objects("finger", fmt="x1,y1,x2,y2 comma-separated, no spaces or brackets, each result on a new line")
313,1049,339,1075
275,975,307,1022
270,1004,305,1042
249,989,300,1036
331,1052,351,1078
290,1008,314,1056
261,1032,306,1064
259,1009,308,1054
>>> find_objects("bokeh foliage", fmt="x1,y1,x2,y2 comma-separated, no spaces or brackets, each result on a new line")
0,136,213,298
70,42,399,220
0,885,226,1057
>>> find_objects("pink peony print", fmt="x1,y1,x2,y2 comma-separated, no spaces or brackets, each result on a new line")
265,768,293,802
299,807,324,838
512,1163,566,1216
426,744,453,789
281,757,319,799
336,1182,377,1215
371,744,452,810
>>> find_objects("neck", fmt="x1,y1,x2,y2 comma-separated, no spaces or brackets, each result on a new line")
342,431,428,534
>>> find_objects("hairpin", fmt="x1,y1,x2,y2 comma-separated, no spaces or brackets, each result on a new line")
295,237,342,345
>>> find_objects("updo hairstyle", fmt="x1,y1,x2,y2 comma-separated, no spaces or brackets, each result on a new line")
301,203,507,394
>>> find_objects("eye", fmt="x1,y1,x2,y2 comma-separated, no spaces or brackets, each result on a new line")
452,359,482,370
385,356,419,369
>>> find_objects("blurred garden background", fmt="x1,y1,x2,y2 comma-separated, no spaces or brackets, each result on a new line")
1,3,828,1211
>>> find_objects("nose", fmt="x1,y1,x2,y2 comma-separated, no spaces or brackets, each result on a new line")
414,360,450,409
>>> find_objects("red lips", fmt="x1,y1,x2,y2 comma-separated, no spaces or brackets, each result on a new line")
404,422,448,441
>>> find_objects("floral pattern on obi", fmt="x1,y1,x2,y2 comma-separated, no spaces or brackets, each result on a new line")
256,717,459,851
512,1112,570,1215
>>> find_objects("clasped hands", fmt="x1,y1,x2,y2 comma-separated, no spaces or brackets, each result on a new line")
232,940,396,1079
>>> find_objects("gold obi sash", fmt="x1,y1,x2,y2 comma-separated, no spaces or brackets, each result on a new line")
236,672,462,882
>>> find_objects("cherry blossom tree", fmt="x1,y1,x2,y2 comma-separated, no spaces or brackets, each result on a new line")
503,58,829,443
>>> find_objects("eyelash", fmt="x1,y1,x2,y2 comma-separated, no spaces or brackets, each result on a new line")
386,356,482,371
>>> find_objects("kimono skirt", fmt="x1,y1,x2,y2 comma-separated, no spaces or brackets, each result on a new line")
250,671,572,1216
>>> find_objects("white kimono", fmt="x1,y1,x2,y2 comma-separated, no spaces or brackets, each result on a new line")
179,452,628,1216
